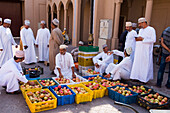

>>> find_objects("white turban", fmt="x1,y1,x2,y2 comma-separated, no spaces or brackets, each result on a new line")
125,47,132,56
126,22,132,27
79,41,84,45
59,44,68,49
25,20,30,26
4,19,11,24
0,18,2,22
52,18,59,26
15,50,24,58
138,17,147,23
132,23,137,27
41,20,45,24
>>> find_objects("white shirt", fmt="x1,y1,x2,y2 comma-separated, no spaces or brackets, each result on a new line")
125,29,137,51
93,52,113,65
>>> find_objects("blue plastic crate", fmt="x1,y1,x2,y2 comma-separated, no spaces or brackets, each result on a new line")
108,85,138,104
83,75,107,81
25,74,40,80
37,78,58,88
49,85,76,106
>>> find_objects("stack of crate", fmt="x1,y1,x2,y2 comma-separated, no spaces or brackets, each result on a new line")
78,46,99,73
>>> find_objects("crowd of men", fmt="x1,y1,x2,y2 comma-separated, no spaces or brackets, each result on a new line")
0,16,169,94
93,17,170,89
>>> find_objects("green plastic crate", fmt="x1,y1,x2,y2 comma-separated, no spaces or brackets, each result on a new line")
79,46,99,52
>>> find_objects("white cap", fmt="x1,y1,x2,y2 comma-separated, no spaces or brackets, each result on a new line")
132,23,137,27
41,20,45,24
59,44,68,49
25,20,30,26
0,18,2,22
4,19,11,24
64,28,66,31
125,47,132,56
126,22,132,27
102,44,108,49
52,18,59,26
15,50,24,58
138,17,147,23
79,41,84,45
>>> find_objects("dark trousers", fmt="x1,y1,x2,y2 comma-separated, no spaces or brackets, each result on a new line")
157,53,170,88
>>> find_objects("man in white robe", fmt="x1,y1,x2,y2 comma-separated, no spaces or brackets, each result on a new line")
93,44,113,74
124,22,137,61
35,21,50,63
71,41,84,62
105,47,133,80
0,51,31,94
0,19,18,67
20,20,37,64
130,17,156,83
54,44,76,78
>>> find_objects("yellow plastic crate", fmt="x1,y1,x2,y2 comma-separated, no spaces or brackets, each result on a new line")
25,89,57,113
20,80,42,98
93,79,110,96
68,84,93,104
82,81,106,99
78,57,94,66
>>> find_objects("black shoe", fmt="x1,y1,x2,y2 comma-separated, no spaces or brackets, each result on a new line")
38,61,44,63
155,84,161,88
6,90,21,94
165,85,170,89
2,86,7,89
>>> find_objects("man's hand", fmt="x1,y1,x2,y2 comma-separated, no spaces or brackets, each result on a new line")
24,45,28,49
107,51,113,55
72,73,76,78
104,74,111,78
166,55,170,62
135,37,144,41
15,45,18,48
36,45,38,48
0,49,3,51
59,73,64,78
95,63,99,68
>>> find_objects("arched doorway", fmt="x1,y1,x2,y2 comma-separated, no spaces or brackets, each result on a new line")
59,3,64,31
53,3,57,19
67,2,73,42
80,0,91,42
48,5,51,32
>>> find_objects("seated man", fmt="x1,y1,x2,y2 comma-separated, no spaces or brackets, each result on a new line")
105,47,132,81
54,44,76,78
0,50,32,94
93,44,113,74
71,41,84,62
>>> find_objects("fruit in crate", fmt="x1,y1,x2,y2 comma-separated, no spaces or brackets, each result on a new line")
55,78,71,84
86,69,100,75
53,85,73,96
111,86,133,96
72,77,82,82
85,82,103,90
94,79,128,87
39,79,56,86
128,85,152,95
88,75,102,81
20,81,41,89
142,93,168,105
27,89,54,103
70,87,88,94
